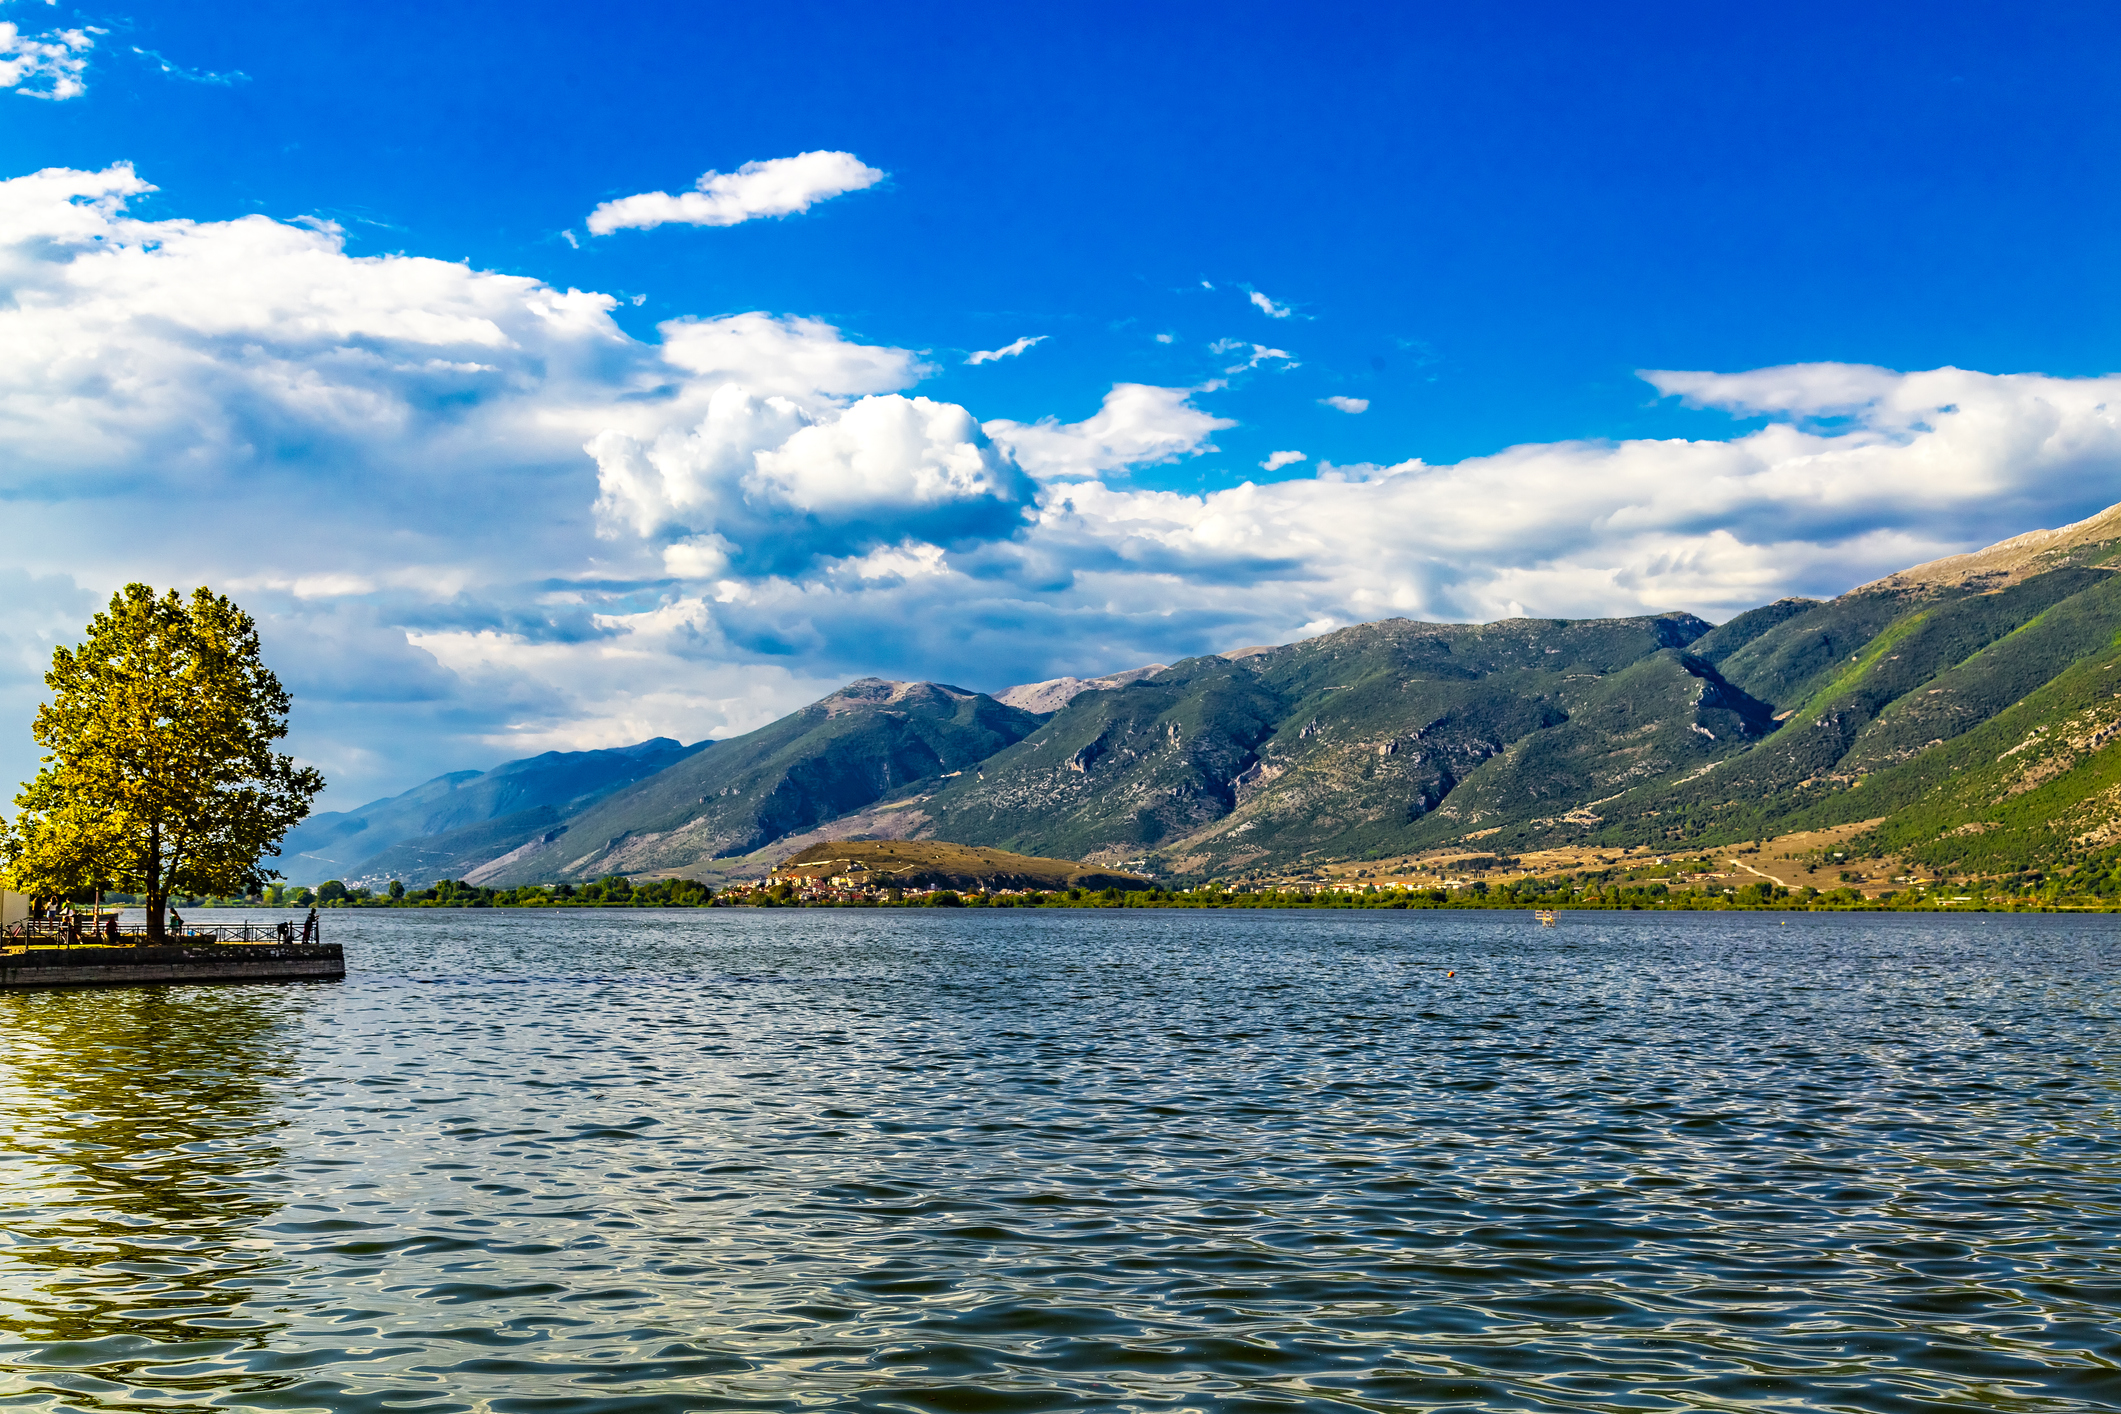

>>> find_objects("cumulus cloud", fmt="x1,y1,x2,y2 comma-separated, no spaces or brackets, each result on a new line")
586,386,1034,575
754,396,1024,514
8,162,2121,811
1261,450,1306,471
586,151,884,235
984,384,1235,481
0,162,984,794
965,334,1047,365
1248,289,1293,319
0,19,94,99
1025,365,2121,635
1321,395,1369,413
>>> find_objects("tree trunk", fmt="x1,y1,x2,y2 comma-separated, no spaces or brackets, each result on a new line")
144,822,165,947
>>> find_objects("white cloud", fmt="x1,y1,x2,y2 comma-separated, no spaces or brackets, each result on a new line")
0,20,94,99
984,384,1234,481
0,163,973,796
1155,332,1176,344
130,45,245,86
663,533,735,580
1248,289,1293,319
1213,340,1297,374
834,540,950,584
405,617,846,762
1023,365,2121,635
1322,395,1369,414
585,384,1033,574
1261,450,1306,471
751,395,1027,516
655,310,924,401
587,151,884,235
9,163,2121,811
965,334,1047,365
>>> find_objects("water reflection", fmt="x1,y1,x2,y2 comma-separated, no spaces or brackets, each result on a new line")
0,984,305,1406
1,911,2117,1414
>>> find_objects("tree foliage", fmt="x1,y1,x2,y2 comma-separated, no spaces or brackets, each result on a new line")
1,585,324,943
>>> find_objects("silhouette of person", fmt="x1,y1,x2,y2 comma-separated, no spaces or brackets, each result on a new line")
302,907,319,944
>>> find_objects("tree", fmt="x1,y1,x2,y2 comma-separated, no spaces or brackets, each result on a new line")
1,585,324,945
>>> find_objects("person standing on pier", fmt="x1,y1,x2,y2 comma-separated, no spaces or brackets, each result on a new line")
302,907,319,944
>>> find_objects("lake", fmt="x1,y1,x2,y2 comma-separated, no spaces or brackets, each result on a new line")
1,908,2116,1412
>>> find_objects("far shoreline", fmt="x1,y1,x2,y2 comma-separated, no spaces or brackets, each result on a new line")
127,892,2121,916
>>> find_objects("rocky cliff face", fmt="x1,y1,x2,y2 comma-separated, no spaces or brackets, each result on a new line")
992,663,1169,715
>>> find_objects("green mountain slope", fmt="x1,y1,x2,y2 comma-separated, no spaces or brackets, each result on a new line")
1796,636,2121,875
907,507,2121,879
913,613,1726,871
472,679,1041,884
339,500,2121,889
1399,506,2121,865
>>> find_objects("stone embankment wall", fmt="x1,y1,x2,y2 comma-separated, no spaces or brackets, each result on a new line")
0,944,346,989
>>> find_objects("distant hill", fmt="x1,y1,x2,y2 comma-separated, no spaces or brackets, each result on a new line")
774,840,1151,892
280,737,709,880
466,679,1042,885
316,501,2121,891
354,806,575,889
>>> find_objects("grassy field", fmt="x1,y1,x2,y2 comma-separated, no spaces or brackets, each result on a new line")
776,840,1152,892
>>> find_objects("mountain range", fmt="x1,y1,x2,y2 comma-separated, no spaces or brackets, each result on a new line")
299,502,2121,889
279,737,709,881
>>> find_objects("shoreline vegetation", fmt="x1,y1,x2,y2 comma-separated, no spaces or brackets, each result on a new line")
83,824,2121,918
120,875,2121,913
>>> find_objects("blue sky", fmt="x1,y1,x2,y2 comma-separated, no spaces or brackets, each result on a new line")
4,0,2121,808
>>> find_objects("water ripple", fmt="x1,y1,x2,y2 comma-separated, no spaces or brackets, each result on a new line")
1,909,2116,1412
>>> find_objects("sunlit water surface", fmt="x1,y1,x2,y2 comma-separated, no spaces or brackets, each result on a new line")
1,909,2116,1413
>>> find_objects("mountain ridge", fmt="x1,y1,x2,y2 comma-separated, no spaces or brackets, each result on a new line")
321,503,2121,890
284,737,710,881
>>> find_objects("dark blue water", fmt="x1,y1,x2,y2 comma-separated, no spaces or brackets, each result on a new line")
2,909,2117,1412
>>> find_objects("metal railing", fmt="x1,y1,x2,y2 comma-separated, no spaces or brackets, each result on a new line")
2,917,323,949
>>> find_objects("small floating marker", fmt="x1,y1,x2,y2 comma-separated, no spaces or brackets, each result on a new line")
1447,970,1455,977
